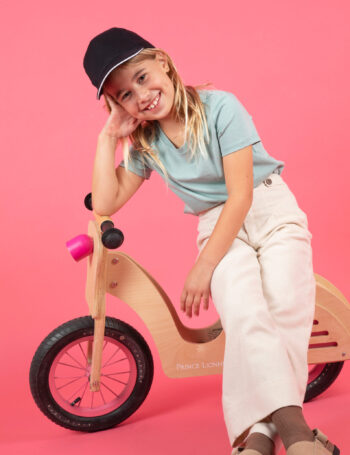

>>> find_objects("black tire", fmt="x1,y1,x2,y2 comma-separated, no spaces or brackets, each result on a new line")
304,361,344,402
29,316,154,432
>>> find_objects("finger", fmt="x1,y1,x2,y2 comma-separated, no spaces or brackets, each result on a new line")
104,94,119,110
102,94,113,112
203,293,210,310
180,291,187,312
129,116,141,128
193,294,201,316
185,294,193,318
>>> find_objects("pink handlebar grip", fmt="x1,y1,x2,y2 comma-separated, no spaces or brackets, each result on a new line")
66,234,94,261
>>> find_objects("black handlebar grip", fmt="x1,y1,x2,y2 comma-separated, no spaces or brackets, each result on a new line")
84,192,124,249
101,220,114,232
102,228,124,249
84,193,93,211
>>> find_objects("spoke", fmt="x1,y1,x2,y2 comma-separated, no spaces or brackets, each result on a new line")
99,387,106,404
64,351,87,369
78,343,87,361
68,380,89,401
57,361,86,371
100,380,120,398
54,375,86,379
57,376,86,391
102,374,128,385
77,381,89,407
102,371,130,376
91,390,94,408
102,346,121,368
103,357,128,368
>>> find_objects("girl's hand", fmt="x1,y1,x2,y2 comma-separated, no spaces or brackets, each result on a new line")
101,94,142,139
180,259,215,318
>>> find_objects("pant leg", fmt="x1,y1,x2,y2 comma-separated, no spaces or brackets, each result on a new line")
196,173,315,449
257,215,315,402
245,175,316,449
208,235,303,448
197,207,283,449
245,216,315,452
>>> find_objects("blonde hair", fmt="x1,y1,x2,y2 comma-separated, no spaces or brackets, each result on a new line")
102,47,215,188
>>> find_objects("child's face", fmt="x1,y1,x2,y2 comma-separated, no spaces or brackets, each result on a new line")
103,53,175,122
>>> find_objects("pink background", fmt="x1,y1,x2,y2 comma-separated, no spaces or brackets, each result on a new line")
1,0,349,453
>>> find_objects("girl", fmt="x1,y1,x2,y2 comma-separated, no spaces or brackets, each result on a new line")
83,28,340,455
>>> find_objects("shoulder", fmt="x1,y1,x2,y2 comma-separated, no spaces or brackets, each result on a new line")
198,88,238,103
197,89,242,117
198,90,258,141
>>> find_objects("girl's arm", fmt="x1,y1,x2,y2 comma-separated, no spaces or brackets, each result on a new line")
91,133,120,214
196,144,254,269
91,94,143,215
180,145,253,318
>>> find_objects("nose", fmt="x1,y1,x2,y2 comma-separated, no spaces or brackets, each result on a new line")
136,89,152,110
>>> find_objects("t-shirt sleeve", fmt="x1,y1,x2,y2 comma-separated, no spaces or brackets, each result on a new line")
216,91,261,157
118,145,153,180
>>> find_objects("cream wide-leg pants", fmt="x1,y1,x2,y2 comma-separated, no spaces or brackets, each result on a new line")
196,172,316,450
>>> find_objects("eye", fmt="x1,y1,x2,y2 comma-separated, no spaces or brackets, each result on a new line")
138,74,146,82
120,74,146,101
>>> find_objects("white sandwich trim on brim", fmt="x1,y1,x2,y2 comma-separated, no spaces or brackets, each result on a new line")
96,47,145,99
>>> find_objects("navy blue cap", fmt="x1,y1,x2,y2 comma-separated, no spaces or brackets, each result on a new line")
83,28,155,99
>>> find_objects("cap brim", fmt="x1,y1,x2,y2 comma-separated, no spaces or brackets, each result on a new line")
97,47,145,99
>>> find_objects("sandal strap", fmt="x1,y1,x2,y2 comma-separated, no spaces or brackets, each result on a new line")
313,428,329,445
313,428,339,452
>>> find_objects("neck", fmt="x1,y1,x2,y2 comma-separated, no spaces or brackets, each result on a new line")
158,116,185,134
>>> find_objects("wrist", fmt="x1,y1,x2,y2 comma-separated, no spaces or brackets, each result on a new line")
196,255,217,271
98,131,119,145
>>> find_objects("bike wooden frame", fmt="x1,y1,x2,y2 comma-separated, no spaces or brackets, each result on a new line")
86,214,350,392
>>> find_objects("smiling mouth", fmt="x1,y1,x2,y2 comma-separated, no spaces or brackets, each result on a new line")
144,92,161,111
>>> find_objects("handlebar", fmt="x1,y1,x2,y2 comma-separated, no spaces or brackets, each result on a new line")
84,193,124,249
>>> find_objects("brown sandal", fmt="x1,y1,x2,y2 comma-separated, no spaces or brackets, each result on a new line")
286,428,340,455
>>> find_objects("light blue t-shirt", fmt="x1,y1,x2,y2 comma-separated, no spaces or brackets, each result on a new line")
119,89,285,216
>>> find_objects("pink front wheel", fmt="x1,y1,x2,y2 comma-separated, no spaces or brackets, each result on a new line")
29,316,154,431
29,317,344,432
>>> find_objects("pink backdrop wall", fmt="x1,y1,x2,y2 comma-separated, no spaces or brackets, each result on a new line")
1,0,349,453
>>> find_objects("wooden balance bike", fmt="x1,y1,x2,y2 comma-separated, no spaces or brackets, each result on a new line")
29,193,350,432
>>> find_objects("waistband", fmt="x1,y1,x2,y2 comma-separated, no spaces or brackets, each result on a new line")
197,172,284,218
